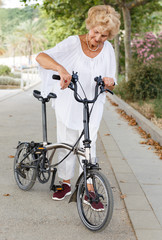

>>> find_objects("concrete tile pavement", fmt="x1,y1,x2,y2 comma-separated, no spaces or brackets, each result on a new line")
0,89,22,101
99,98,162,240
1,86,162,239
0,79,41,102
0,87,137,240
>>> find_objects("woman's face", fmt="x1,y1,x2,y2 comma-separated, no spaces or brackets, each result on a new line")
88,27,109,47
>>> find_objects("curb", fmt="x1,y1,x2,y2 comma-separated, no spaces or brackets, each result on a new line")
108,94,162,146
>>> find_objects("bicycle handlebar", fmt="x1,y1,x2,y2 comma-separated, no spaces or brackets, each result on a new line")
52,72,113,104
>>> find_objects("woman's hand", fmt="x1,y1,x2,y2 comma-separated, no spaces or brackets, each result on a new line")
36,53,72,89
103,77,115,91
57,65,72,89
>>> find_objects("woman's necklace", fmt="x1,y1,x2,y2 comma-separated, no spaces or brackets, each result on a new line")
86,34,99,52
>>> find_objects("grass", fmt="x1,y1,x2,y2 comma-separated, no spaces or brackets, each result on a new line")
0,85,20,89
127,98,162,128
153,98,162,118
114,74,162,128
128,98,162,118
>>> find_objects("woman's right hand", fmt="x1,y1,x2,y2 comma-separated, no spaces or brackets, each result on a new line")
57,65,72,89
36,53,71,89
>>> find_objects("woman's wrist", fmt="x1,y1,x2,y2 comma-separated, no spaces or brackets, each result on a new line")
55,64,63,73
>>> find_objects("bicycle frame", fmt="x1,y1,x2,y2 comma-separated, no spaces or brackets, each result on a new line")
41,94,93,165
14,73,114,231
40,72,113,167
28,73,113,196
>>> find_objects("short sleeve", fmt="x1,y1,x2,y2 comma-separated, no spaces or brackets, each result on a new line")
42,36,78,60
36,36,78,97
106,42,117,85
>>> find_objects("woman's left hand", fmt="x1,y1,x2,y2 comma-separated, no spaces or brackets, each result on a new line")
103,77,115,88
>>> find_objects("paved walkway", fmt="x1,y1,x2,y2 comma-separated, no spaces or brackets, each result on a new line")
0,89,22,101
0,86,136,240
99,98,162,240
0,86,162,240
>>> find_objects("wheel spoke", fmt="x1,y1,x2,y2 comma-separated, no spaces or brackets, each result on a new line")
14,143,37,191
77,170,114,231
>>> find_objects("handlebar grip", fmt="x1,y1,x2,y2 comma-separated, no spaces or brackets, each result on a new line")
52,74,60,80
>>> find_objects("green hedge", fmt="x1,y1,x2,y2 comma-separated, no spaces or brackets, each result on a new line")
0,65,11,76
10,72,21,78
0,77,20,86
115,61,162,101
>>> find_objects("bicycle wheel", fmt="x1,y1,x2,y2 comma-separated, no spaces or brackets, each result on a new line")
14,143,37,191
77,169,114,231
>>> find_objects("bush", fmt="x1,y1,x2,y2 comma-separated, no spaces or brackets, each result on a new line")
128,61,162,100
115,61,162,101
9,72,21,78
0,77,20,86
114,79,128,100
0,65,11,76
132,32,162,64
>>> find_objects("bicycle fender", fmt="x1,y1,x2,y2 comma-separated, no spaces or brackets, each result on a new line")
68,172,84,203
16,141,29,149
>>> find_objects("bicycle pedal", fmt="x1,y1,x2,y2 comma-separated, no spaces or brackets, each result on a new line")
56,185,64,191
51,185,64,192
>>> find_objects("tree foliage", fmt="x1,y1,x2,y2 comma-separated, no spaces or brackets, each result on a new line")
130,1,162,34
40,0,104,46
16,19,47,64
0,6,39,36
20,0,161,50
0,6,47,60
17,0,162,76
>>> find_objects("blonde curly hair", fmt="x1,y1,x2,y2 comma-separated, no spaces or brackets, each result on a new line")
86,5,120,40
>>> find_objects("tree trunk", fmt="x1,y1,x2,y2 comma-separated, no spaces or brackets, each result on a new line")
122,6,132,82
13,47,15,68
114,34,120,81
28,40,32,66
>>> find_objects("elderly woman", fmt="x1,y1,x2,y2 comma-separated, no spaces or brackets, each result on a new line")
36,5,120,204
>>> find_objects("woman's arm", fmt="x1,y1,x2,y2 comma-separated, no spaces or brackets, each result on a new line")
36,52,72,89
36,52,61,71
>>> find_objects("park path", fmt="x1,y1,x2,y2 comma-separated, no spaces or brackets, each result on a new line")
0,85,136,240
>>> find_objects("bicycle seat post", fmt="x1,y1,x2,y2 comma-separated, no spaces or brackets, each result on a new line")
42,99,48,145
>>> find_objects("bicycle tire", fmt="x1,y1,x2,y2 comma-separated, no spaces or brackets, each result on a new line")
77,169,114,231
14,143,37,191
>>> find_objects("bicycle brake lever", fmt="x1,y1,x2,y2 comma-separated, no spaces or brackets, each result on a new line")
105,89,114,95
71,71,78,83
100,86,114,95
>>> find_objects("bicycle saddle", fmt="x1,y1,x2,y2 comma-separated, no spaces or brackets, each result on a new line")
33,90,57,102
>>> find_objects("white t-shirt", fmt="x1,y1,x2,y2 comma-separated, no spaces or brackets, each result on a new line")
38,35,117,130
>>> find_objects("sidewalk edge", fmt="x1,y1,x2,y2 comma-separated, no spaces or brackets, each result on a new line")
0,80,41,102
108,94,162,145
